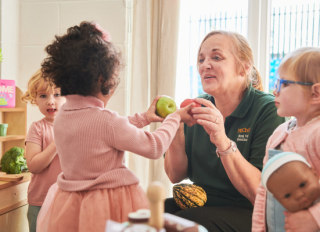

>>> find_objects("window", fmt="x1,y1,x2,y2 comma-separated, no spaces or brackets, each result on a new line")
175,0,248,104
176,0,320,102
269,0,320,92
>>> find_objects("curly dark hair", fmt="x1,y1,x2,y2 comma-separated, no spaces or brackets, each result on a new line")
41,21,121,96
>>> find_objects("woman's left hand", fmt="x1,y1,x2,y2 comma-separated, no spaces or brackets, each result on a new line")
284,210,319,232
191,98,229,149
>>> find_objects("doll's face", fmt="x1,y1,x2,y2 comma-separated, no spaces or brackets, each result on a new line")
267,161,320,212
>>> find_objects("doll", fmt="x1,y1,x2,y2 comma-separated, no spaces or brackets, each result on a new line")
262,152,320,213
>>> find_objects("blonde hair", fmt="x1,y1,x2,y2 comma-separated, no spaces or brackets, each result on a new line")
278,47,320,84
21,69,55,104
197,30,263,91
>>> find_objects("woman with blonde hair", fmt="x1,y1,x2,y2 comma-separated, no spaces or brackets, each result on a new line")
164,31,284,231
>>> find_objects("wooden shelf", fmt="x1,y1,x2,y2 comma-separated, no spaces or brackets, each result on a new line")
0,200,28,216
0,177,30,215
0,172,31,191
0,87,27,158
0,135,25,142
0,107,25,113
0,86,29,231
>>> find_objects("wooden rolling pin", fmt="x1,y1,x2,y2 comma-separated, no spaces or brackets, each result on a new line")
147,181,165,230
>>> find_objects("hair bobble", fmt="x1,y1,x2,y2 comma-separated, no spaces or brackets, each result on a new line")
94,23,111,42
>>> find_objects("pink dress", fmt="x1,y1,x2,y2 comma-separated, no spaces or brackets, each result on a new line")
25,118,61,206
252,117,320,231
37,95,181,232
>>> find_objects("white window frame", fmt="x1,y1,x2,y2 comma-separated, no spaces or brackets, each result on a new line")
247,0,271,92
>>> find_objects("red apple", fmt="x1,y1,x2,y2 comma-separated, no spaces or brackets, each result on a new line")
180,99,201,108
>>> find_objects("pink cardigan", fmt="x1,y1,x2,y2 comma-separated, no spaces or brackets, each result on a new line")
54,95,181,192
252,117,320,231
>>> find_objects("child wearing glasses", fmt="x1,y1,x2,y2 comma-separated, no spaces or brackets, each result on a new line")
252,47,320,232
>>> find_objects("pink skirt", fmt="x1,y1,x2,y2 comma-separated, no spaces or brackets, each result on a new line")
37,183,149,232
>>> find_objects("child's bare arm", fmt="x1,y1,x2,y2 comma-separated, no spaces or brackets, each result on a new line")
25,141,57,173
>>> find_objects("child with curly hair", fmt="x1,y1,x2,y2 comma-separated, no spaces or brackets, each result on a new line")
36,21,193,232
252,47,320,232
21,69,65,232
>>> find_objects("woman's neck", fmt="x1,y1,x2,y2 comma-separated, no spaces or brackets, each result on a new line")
214,88,244,118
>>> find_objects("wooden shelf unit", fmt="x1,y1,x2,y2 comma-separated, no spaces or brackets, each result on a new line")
0,87,27,159
0,86,29,232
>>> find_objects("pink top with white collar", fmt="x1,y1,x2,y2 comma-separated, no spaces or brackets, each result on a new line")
54,95,181,192
252,117,320,231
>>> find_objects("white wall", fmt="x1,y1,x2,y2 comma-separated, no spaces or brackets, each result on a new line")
1,0,130,129
0,0,19,81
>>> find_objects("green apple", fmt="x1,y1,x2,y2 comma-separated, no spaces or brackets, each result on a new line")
156,96,177,118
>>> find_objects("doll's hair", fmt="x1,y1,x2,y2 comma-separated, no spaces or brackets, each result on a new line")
21,69,55,104
261,152,311,190
41,21,122,96
278,47,320,84
197,30,263,91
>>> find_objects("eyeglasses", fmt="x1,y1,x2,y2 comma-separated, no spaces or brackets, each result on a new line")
274,78,314,93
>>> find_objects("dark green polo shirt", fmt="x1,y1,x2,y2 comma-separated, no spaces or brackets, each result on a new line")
184,86,285,209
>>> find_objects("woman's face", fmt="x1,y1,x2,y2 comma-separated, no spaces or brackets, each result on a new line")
198,34,242,95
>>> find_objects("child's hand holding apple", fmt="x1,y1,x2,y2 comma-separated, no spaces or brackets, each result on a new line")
177,106,197,127
179,98,201,126
152,96,199,127
180,98,201,115
145,96,166,123
180,99,201,108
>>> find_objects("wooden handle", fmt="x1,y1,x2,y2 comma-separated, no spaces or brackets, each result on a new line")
147,181,165,230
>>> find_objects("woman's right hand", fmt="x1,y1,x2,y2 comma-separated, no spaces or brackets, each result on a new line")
191,98,261,203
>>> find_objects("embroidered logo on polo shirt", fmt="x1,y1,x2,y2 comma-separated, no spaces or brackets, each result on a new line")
237,128,250,142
